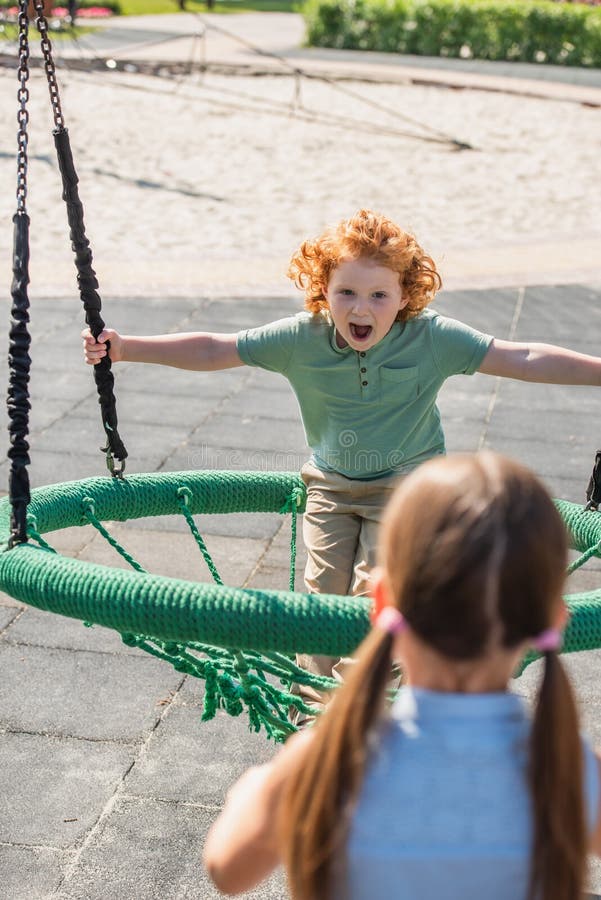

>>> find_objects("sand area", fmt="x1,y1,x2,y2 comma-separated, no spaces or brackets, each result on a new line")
0,22,600,300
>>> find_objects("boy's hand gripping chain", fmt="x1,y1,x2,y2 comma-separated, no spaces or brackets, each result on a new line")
33,0,128,477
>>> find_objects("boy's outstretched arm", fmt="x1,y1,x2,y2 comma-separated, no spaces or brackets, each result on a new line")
82,328,244,371
478,339,601,385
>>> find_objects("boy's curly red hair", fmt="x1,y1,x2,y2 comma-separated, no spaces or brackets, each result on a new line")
287,209,441,321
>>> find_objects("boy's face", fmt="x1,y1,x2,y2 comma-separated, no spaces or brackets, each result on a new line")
324,257,408,352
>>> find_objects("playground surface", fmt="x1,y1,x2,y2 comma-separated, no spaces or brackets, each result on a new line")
1,11,601,898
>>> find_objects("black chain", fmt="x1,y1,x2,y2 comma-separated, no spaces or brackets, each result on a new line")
7,0,33,545
586,451,601,511
16,2,30,214
10,0,128,485
33,0,65,129
32,0,127,474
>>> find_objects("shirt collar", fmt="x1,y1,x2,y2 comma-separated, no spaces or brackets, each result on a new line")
391,686,527,723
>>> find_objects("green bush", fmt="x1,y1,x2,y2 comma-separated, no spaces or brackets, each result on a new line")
304,0,407,50
303,0,601,66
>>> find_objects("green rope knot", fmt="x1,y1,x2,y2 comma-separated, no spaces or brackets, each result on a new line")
172,656,193,674
120,633,140,647
26,514,58,554
176,485,193,505
189,647,301,737
279,485,304,515
81,495,95,523
217,673,244,716
233,651,250,677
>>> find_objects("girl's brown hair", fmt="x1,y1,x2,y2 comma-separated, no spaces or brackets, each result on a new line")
287,209,441,321
280,452,586,900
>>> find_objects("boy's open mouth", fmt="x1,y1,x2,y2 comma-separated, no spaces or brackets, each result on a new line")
350,323,373,341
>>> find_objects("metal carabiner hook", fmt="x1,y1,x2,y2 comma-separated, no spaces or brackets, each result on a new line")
102,445,126,479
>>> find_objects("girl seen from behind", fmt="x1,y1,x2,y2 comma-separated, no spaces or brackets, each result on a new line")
204,451,601,900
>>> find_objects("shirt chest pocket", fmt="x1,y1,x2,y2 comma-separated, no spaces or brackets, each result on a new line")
379,365,419,402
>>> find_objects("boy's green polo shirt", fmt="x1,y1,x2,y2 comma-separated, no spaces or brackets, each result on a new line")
237,310,492,479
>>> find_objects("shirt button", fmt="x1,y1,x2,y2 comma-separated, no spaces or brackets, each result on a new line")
362,380,368,386
360,367,367,373
360,352,366,357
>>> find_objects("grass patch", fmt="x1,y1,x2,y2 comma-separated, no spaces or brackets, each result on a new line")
0,0,301,17
118,0,302,14
0,21,94,40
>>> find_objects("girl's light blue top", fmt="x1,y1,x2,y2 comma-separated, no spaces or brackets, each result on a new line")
338,687,599,900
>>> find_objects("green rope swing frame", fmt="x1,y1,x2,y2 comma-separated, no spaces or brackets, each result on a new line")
1,475,601,665
0,471,372,657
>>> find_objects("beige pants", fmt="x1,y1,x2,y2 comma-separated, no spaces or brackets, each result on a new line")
295,460,402,717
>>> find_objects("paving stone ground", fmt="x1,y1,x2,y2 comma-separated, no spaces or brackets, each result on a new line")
1,10,601,899
2,283,601,899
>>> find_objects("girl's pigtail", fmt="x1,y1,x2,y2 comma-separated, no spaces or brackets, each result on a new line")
281,627,395,900
528,651,587,900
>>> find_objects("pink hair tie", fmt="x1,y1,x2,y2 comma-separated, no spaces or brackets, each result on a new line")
532,628,562,653
376,607,406,635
